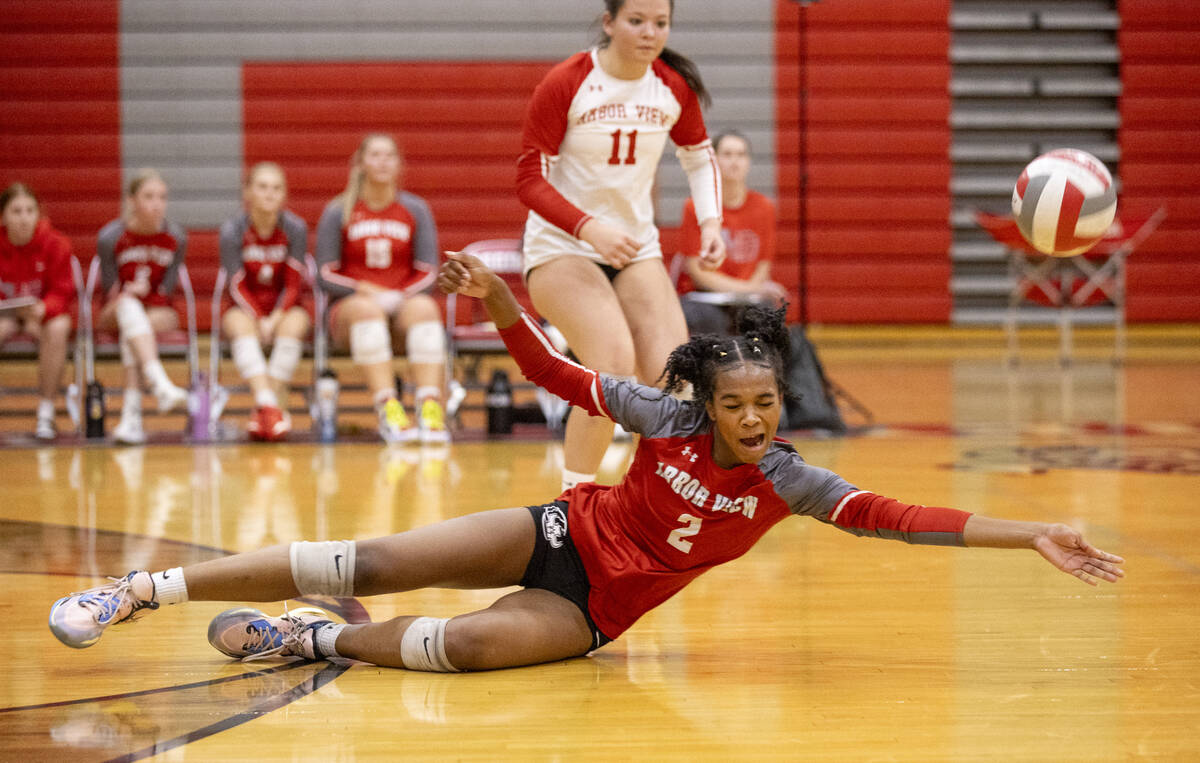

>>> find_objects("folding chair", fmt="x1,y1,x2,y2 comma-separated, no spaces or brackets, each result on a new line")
79,257,202,435
976,207,1166,365
443,239,569,428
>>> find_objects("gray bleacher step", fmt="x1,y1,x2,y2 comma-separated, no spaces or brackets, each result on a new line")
951,142,1037,162
953,305,1118,326
950,10,1034,30
951,109,1119,129
951,45,1119,65
1037,11,1120,31
951,274,1015,297
952,242,1009,263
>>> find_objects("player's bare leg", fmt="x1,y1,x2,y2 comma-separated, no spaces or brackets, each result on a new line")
270,306,310,404
48,507,539,652
332,294,415,442
613,260,689,385
393,293,449,442
528,256,637,488
333,588,593,670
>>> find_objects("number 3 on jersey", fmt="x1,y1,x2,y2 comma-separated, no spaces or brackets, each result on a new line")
667,513,702,553
608,129,638,165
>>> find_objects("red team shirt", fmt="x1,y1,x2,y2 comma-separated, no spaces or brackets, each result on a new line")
677,191,777,293
0,218,75,322
220,211,307,318
316,194,439,301
498,312,973,639
96,219,186,308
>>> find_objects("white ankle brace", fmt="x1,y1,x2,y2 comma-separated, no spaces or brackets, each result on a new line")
151,567,188,605
400,617,460,672
289,540,356,597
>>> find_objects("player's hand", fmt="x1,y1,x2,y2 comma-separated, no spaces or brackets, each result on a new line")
439,251,494,299
759,280,789,302
697,219,726,271
258,311,281,344
578,219,640,269
1032,523,1125,586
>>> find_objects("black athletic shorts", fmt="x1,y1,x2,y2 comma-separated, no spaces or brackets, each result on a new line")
596,262,622,282
520,501,612,651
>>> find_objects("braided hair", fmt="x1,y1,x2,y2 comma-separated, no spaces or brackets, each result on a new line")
660,303,795,407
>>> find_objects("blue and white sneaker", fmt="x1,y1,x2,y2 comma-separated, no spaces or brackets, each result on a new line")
49,572,157,649
207,605,334,661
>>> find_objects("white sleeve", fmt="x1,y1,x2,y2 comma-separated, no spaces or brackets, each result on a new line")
676,141,722,225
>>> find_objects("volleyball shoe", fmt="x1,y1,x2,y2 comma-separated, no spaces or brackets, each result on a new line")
48,571,157,649
377,397,417,444
207,605,335,661
417,398,450,444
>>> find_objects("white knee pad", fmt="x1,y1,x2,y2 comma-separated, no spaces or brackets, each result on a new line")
350,319,392,365
115,296,152,341
400,616,460,673
405,320,445,365
119,338,136,368
267,336,302,382
231,335,267,380
289,540,356,597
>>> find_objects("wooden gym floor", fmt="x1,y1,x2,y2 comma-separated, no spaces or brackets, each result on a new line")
1,326,1199,761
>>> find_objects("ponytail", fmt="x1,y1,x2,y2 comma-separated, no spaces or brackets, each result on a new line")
661,303,794,406
658,47,711,109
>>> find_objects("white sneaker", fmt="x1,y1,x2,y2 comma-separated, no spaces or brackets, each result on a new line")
154,382,189,413
207,605,335,661
36,411,57,440
48,571,157,649
113,414,146,445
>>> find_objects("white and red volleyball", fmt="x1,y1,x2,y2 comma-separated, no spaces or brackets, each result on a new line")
1011,148,1117,256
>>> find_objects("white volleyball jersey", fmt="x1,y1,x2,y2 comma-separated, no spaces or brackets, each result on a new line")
518,49,720,271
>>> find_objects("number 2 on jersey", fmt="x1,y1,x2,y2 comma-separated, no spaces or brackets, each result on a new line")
667,513,702,553
608,129,638,165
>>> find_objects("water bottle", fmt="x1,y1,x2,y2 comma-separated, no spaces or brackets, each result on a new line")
84,380,105,438
486,369,513,435
315,370,339,443
189,372,210,442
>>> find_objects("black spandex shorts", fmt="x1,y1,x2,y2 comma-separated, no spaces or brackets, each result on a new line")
596,262,622,282
520,501,612,651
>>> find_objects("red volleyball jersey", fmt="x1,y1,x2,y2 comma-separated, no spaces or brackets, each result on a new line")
220,211,307,318
97,219,186,308
318,198,436,296
677,190,777,293
0,218,75,321
498,312,971,638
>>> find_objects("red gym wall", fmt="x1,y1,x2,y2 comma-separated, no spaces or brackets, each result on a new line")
774,0,953,323
241,62,551,253
1118,0,1200,321
0,0,121,261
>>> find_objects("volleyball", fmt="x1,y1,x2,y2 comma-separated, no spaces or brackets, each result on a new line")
1011,148,1117,256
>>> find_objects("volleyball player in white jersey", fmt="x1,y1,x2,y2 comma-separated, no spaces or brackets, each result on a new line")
518,0,725,491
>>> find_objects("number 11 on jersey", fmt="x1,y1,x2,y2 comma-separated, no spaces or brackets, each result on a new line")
608,129,638,165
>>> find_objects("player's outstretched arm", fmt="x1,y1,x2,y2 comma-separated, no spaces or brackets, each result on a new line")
438,251,523,329
962,515,1125,586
